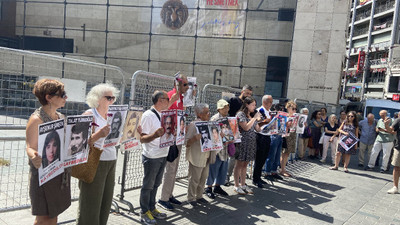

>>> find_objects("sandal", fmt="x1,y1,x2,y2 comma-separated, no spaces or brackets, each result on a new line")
344,168,349,173
329,166,338,170
280,172,292,177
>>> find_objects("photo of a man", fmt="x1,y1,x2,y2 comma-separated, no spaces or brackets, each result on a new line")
198,125,212,150
121,110,142,142
160,114,175,144
67,122,89,156
179,116,185,137
106,111,122,140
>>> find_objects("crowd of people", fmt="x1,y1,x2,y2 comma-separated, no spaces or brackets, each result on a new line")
25,78,400,225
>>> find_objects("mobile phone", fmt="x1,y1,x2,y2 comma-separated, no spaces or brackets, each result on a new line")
387,112,391,118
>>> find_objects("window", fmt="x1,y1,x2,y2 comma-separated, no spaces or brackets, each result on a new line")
278,8,294,22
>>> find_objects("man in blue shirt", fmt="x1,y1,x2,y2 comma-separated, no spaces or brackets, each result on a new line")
358,113,377,167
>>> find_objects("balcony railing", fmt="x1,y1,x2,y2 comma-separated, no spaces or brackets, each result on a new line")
355,10,371,21
353,26,369,36
370,58,388,65
348,77,363,83
375,0,395,14
373,21,392,31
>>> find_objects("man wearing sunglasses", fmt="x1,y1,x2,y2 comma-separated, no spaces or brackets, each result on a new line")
158,74,189,210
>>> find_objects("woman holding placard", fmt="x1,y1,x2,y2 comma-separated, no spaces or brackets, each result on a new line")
26,79,70,225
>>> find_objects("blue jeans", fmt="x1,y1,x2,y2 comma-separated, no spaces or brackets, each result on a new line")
264,135,282,174
206,155,228,186
140,155,167,213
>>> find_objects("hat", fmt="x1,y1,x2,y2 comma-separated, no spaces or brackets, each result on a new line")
217,99,229,110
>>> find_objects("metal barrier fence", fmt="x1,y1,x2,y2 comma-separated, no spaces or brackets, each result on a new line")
201,84,241,116
0,47,127,212
115,73,242,212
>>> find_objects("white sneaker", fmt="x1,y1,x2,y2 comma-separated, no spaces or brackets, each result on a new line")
387,186,399,194
234,186,246,195
320,159,326,163
242,185,253,194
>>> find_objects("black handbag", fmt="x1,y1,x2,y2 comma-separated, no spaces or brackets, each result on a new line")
167,144,179,162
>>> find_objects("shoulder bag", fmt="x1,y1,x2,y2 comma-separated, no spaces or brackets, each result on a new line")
71,118,103,183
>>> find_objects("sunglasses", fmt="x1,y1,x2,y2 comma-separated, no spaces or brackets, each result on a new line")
104,96,116,101
50,91,67,99
292,108,297,110
347,115,354,118
183,83,188,87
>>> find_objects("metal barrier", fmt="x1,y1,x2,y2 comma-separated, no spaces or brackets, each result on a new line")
0,47,127,212
115,74,242,212
294,99,310,112
116,70,190,213
201,84,241,116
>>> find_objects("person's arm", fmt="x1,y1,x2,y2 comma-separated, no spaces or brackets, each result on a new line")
337,121,348,136
186,134,201,147
313,120,322,128
167,91,180,109
83,111,110,145
140,127,164,143
185,122,201,147
238,112,261,131
324,125,335,135
26,115,42,169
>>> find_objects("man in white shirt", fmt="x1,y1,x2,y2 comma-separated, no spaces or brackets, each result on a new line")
252,95,272,188
139,91,170,225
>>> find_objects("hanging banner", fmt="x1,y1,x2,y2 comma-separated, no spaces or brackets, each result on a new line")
357,51,366,74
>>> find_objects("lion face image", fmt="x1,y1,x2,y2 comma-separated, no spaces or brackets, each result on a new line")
161,0,189,30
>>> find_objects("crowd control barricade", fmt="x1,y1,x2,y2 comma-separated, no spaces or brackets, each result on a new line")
0,47,126,212
200,84,241,116
294,99,310,112
308,101,326,115
116,70,194,213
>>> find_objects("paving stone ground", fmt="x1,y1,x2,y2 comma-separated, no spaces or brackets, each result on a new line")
1,156,399,225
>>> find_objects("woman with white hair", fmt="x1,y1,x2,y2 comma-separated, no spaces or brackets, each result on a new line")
76,83,119,225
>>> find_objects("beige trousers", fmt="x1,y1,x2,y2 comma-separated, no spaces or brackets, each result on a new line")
187,162,209,202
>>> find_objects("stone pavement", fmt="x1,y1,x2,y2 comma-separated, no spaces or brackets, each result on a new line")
1,157,400,225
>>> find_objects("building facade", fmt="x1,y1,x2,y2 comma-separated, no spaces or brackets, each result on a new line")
287,0,351,104
0,0,297,97
343,0,400,100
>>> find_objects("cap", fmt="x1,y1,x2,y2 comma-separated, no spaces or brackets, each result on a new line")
217,99,229,110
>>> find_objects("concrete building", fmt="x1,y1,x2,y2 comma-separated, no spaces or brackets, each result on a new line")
343,0,400,100
287,0,351,104
0,0,350,103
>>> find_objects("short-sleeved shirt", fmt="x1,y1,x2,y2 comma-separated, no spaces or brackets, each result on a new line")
324,123,339,136
391,118,400,149
140,108,169,158
358,119,377,145
228,96,242,117
168,88,184,110
376,118,394,143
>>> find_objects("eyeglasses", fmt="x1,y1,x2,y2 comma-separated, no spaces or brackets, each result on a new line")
292,108,297,110
347,115,355,118
104,96,116,101
50,91,67,99
161,97,169,101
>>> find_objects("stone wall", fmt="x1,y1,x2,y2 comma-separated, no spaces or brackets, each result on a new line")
287,0,351,104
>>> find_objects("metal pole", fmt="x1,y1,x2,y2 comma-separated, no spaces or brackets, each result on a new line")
360,0,377,101
343,0,358,99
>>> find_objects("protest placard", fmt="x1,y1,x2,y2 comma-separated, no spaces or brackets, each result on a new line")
64,115,93,168
104,105,128,148
38,119,65,186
